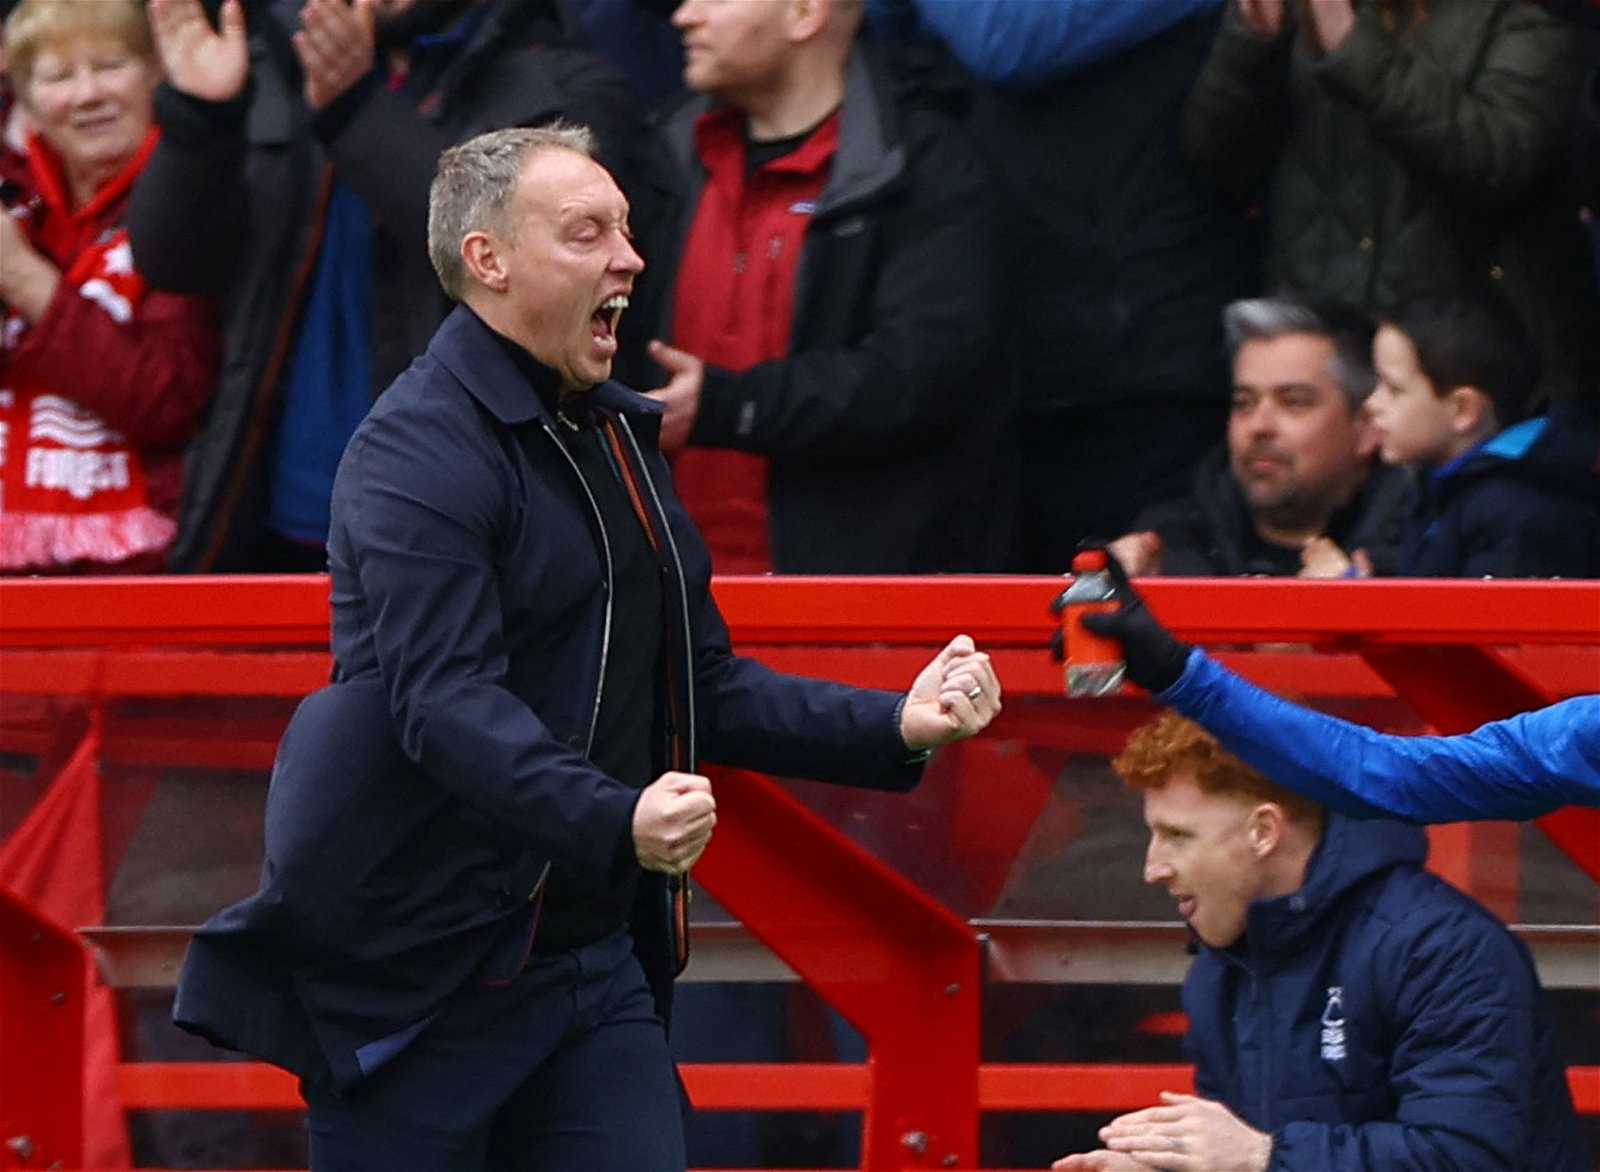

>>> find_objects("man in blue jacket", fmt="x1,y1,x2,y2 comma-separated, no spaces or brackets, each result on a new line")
1077,552,1600,821
172,124,1001,1172
1054,712,1585,1170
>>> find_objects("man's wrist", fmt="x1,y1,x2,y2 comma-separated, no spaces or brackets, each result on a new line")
1252,1127,1275,1172
891,694,933,764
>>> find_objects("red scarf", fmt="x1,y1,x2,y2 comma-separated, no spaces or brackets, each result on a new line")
0,127,175,571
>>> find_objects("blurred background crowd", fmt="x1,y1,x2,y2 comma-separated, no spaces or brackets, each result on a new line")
1,0,1597,582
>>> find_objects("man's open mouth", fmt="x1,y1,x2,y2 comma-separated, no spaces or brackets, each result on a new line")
592,294,628,343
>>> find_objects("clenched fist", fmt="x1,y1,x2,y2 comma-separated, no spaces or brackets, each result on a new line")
632,771,716,875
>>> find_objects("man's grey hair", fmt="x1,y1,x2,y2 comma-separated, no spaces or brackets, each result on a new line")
1223,294,1378,410
427,123,599,300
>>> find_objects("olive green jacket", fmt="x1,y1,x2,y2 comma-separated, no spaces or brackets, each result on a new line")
1181,0,1597,407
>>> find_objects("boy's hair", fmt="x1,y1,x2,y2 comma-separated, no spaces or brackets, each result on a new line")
1115,711,1324,827
1383,289,1541,428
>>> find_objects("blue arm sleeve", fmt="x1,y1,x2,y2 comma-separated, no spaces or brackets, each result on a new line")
905,0,1223,89
1160,650,1600,822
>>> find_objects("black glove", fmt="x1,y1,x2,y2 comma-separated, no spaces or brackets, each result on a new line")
1077,550,1192,693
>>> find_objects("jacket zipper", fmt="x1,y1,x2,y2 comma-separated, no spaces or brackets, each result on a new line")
602,412,697,972
611,415,697,769
539,418,613,755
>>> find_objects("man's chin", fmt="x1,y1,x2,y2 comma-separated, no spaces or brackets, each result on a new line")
1244,487,1306,519
561,364,611,396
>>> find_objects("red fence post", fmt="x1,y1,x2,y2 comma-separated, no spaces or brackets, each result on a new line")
696,769,983,1170
0,888,84,1170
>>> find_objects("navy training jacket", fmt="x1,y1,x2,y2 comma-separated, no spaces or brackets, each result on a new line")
1184,815,1586,1169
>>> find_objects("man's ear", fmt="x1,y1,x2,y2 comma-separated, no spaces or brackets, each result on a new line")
787,0,829,43
1247,803,1285,858
461,230,508,293
1447,383,1495,438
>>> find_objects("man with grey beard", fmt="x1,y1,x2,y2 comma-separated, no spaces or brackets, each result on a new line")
1108,294,1413,579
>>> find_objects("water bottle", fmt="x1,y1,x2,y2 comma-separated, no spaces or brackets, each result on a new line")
1057,549,1126,697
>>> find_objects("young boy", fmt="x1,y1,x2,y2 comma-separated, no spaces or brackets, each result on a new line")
1364,291,1600,577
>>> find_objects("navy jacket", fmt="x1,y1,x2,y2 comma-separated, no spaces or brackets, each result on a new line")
1185,815,1586,1169
1401,410,1600,578
173,307,925,1091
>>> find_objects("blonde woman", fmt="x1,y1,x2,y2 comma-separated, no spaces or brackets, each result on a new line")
0,0,219,571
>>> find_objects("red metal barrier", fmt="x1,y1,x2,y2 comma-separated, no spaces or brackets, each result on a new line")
1,575,1597,1171
0,888,84,1171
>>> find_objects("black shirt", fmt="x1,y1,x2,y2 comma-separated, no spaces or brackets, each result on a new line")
492,331,666,952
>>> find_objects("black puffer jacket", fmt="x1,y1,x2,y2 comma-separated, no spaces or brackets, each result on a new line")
1186,816,1586,1170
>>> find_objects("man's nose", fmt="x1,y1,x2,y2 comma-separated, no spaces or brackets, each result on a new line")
1143,840,1172,885
1240,403,1277,434
615,236,645,275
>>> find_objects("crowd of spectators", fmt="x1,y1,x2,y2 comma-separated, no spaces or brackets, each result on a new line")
1,0,1597,581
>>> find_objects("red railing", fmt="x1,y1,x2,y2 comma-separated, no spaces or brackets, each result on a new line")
1,575,1597,1171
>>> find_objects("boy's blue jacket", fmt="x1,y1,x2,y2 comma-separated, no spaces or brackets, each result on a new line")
1401,408,1600,578
1185,815,1586,1169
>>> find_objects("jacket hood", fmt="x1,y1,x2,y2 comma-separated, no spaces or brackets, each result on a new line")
1442,406,1600,503
1242,814,1427,962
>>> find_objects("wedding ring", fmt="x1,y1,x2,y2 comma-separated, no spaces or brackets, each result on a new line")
967,685,983,701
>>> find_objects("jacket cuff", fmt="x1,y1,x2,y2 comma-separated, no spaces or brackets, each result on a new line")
576,779,647,885
309,73,382,145
612,790,645,880
1215,0,1295,65
1316,9,1393,105
153,81,252,146
890,693,934,766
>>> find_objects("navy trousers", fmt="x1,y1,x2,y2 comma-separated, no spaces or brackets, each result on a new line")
302,930,685,1171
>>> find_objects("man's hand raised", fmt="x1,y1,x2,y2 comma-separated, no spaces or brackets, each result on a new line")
148,0,250,103
293,0,378,111
644,340,705,453
899,635,1001,752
